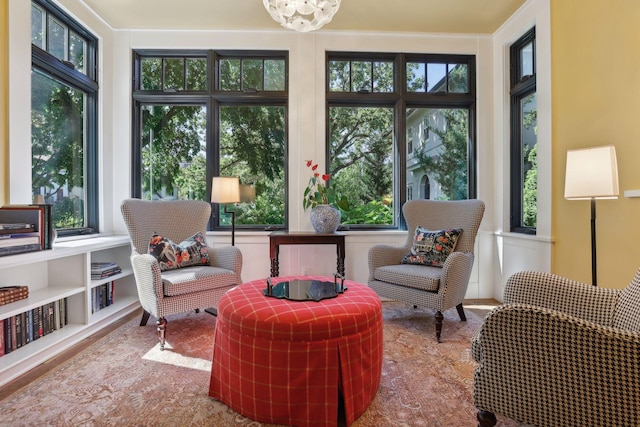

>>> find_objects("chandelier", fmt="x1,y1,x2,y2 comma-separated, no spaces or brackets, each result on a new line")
263,0,342,33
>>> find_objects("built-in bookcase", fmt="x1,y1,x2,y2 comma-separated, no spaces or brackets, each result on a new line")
0,236,138,387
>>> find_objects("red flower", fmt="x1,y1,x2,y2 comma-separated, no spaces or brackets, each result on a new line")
306,160,312,167
312,163,318,171
322,174,330,181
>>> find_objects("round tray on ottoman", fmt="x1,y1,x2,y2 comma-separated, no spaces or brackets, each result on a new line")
208,275,383,427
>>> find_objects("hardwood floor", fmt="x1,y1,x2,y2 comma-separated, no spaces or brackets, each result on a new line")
0,299,501,401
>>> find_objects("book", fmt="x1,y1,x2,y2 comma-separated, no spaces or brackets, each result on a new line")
0,235,40,248
91,267,122,279
0,286,29,306
0,223,34,230
91,261,119,272
0,225,36,235
0,205,54,250
0,318,4,357
0,243,41,257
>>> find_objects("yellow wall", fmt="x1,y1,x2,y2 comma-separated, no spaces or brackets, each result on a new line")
0,0,7,205
552,0,640,288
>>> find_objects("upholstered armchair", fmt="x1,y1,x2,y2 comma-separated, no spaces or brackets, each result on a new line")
472,270,640,427
121,198,242,350
368,199,485,342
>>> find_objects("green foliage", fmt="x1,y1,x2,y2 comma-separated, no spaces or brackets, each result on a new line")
303,161,350,211
341,199,393,225
523,145,537,227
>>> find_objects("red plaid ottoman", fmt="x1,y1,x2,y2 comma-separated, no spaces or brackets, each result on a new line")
208,275,383,427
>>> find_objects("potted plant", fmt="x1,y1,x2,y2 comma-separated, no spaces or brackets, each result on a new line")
303,160,349,233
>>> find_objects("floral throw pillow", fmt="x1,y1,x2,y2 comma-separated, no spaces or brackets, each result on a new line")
148,232,209,271
401,227,463,268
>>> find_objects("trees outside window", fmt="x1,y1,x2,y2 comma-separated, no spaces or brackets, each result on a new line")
510,28,537,233
31,0,98,234
132,50,288,230
327,53,476,229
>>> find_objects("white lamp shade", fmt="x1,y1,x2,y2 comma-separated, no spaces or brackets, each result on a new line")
211,177,240,204
564,145,619,200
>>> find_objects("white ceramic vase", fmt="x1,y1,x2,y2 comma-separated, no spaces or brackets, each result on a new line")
310,204,341,233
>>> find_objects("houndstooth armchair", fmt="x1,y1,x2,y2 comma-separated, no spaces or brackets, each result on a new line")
472,270,640,427
368,199,485,342
121,199,242,350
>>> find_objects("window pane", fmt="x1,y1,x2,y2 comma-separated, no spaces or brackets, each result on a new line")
31,4,45,49
427,63,446,92
407,108,469,200
264,59,285,91
373,61,393,92
219,59,241,91
352,61,372,92
521,92,537,228
520,41,534,79
219,106,286,226
140,105,207,200
328,60,349,92
448,63,468,93
242,59,263,91
141,58,162,90
47,16,67,61
329,106,394,225
164,58,185,91
31,69,87,228
186,58,207,91
406,62,425,92
69,31,86,73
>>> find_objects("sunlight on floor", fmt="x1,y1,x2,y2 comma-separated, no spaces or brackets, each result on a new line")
141,343,211,371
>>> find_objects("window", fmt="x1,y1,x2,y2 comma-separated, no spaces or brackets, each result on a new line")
132,50,288,230
510,28,537,234
31,0,98,235
327,53,476,229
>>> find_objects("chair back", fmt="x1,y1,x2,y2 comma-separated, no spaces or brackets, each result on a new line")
613,268,640,332
402,199,485,253
120,198,211,254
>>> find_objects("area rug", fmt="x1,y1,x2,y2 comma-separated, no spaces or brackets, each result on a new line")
0,302,520,427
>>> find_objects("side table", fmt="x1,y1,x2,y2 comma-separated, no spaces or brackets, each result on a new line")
269,231,345,277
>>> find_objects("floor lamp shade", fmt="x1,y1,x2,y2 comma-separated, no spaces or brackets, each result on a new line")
564,145,619,200
211,177,240,246
564,145,619,286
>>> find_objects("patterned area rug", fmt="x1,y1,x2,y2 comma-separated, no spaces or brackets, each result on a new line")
0,302,520,426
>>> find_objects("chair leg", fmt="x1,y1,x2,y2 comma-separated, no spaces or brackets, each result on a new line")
456,303,467,321
195,308,200,313
157,317,167,351
477,410,497,427
435,311,443,343
140,310,151,326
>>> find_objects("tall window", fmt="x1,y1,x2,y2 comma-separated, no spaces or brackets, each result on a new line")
31,0,98,235
327,53,476,229
132,50,288,230
510,28,537,234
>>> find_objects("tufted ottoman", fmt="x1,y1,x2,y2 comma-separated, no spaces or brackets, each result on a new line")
208,275,383,427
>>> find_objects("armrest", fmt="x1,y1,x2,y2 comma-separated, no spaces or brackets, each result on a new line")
472,304,640,425
130,252,163,312
208,245,243,277
504,271,618,326
368,244,410,282
439,251,474,305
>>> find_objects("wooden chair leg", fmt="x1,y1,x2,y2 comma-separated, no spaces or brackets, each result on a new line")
157,317,167,350
477,410,497,427
140,310,151,326
435,310,443,343
456,303,467,321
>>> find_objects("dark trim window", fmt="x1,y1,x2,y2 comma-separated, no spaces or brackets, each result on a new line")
131,50,288,230
31,0,99,236
326,52,476,229
510,27,537,234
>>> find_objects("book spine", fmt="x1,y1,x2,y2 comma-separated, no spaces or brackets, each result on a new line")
0,318,4,357
10,316,17,352
4,317,11,354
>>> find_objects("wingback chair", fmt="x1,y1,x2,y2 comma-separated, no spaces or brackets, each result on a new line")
121,198,242,350
368,199,485,342
472,270,640,427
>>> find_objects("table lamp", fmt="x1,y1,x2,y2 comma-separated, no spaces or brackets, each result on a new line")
211,177,240,246
564,145,619,286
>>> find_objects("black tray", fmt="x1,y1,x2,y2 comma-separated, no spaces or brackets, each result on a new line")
263,275,347,302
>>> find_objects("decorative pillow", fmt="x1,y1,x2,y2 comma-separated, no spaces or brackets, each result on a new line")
401,227,463,267
148,232,209,271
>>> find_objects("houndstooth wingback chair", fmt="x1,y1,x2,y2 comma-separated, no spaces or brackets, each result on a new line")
368,199,485,342
472,270,640,427
121,198,242,350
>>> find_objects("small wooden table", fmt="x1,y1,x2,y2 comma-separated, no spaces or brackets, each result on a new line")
269,231,346,277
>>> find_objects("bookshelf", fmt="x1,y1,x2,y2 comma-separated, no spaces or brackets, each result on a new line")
0,236,139,387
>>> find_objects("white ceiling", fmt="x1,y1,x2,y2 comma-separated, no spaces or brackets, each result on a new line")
80,0,526,34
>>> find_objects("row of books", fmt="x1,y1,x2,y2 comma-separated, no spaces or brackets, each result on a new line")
0,298,68,357
91,282,115,313
91,262,122,280
0,285,29,306
0,204,55,257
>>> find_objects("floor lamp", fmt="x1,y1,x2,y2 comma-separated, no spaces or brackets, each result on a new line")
564,145,619,286
211,177,240,246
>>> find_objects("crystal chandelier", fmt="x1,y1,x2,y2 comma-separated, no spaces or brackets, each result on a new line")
263,0,342,33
